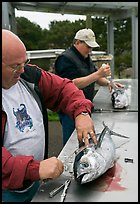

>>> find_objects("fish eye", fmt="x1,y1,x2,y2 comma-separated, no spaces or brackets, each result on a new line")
80,162,89,168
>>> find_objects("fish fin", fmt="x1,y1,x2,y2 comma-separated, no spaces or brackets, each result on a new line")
114,138,130,149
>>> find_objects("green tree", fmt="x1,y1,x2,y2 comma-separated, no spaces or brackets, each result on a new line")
40,20,86,49
16,17,43,50
16,16,132,77
114,18,132,76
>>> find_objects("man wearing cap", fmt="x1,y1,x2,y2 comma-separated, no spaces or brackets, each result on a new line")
54,28,123,145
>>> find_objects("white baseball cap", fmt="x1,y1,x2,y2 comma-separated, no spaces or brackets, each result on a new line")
74,28,100,48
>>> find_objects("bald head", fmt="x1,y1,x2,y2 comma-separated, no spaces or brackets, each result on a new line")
2,29,26,63
2,30,27,89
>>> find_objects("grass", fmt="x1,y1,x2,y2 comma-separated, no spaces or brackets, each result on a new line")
48,111,59,121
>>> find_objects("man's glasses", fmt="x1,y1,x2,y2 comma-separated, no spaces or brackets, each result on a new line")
4,59,30,72
10,59,30,71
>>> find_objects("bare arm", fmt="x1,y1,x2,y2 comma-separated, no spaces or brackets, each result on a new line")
72,65,111,89
96,77,111,86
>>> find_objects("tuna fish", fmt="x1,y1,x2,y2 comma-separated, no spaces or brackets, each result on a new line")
111,88,129,109
73,122,129,184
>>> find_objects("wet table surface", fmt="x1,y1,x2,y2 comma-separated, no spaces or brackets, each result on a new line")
32,79,138,202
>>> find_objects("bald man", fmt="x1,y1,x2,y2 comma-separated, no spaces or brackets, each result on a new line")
2,29,97,202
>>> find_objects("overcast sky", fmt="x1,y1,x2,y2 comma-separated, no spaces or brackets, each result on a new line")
15,9,86,30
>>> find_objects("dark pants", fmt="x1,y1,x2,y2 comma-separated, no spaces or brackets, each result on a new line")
2,181,40,202
58,112,75,145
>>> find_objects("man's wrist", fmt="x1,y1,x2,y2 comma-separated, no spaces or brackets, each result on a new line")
74,108,92,118
80,111,89,116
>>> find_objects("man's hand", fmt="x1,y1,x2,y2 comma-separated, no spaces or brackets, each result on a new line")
98,64,111,78
75,114,97,146
108,82,125,92
39,157,64,181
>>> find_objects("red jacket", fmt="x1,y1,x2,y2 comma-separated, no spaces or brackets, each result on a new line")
2,65,93,190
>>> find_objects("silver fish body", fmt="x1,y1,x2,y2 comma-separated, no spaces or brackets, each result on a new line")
111,88,129,109
73,131,116,184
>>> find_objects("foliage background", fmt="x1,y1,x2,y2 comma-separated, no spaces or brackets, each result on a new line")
16,16,132,78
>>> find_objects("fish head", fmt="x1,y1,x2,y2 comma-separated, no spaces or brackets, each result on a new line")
73,144,106,184
111,89,129,109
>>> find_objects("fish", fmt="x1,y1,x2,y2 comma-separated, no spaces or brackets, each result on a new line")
73,122,129,184
111,88,129,109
